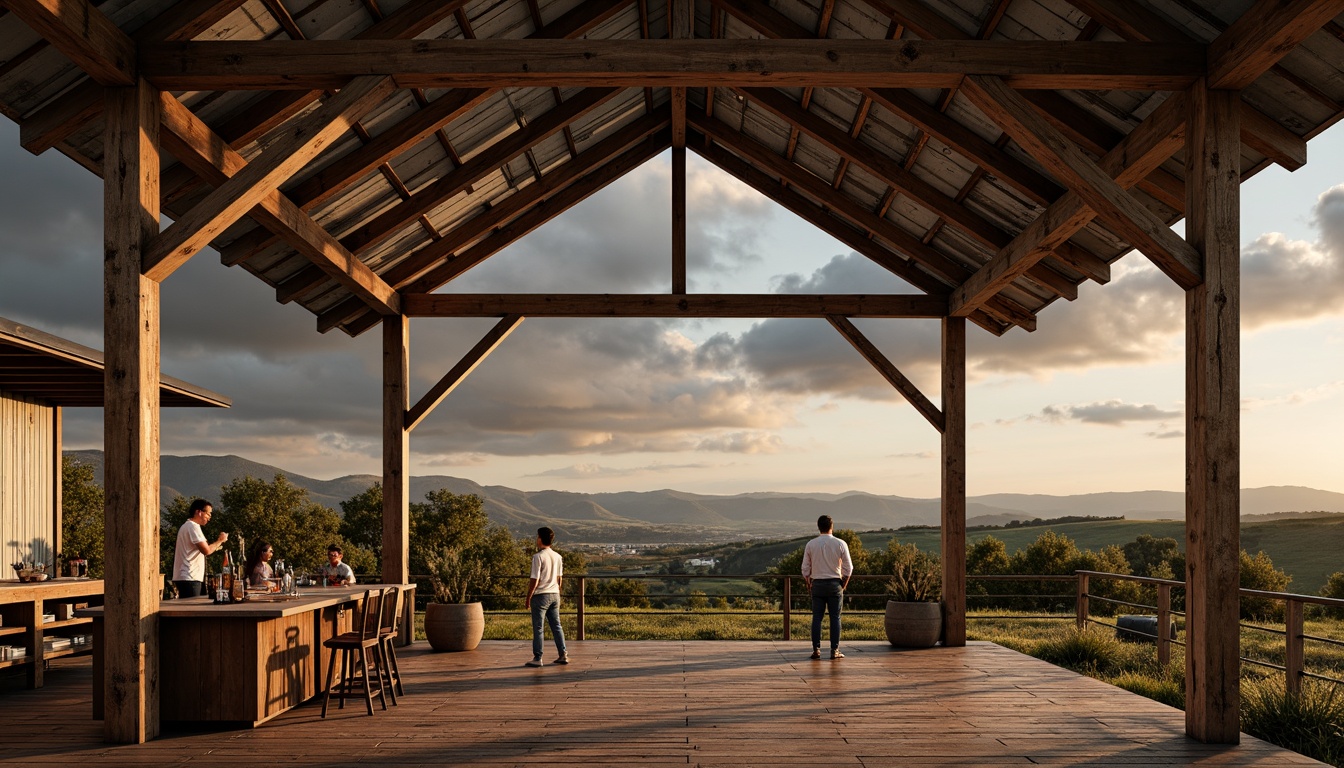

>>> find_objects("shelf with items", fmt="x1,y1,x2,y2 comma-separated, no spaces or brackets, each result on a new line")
41,646,92,661
0,625,25,637
0,655,33,669
42,617,92,631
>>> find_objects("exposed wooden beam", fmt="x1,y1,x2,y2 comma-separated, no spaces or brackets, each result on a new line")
669,0,691,149
940,315,967,646
827,315,943,431
140,39,1205,91
960,77,1200,290
143,76,396,281
5,0,134,86
672,146,687,293
1208,0,1344,90
951,90,1188,316
404,294,949,318
157,93,399,315
380,314,410,615
1183,79,1242,745
860,0,967,40
405,315,524,431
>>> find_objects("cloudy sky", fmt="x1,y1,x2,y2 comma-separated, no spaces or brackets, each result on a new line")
1,118,1342,498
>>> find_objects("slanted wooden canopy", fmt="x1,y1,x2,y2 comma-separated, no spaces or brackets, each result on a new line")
0,0,1340,748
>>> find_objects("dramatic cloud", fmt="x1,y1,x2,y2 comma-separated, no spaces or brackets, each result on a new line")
1037,400,1180,426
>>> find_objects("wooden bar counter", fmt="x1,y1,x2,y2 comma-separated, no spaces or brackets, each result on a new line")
80,583,413,726
0,578,104,688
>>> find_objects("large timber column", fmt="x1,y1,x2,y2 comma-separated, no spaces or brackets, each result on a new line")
382,314,411,640
102,80,162,744
1184,79,1242,744
941,316,967,646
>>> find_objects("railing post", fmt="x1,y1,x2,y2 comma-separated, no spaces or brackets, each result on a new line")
1076,573,1089,630
1285,597,1303,695
1158,583,1172,666
576,576,585,641
783,576,792,641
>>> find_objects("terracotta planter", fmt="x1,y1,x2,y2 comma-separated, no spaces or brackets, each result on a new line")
424,601,484,652
884,600,943,647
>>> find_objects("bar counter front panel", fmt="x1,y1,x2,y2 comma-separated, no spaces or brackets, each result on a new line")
81,583,414,726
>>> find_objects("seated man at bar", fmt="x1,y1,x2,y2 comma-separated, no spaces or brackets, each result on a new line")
319,544,356,586
171,499,229,598
245,540,277,590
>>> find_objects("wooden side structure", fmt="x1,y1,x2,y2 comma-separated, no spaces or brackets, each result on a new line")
0,0,1341,746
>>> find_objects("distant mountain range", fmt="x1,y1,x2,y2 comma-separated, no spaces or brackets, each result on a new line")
65,450,1344,543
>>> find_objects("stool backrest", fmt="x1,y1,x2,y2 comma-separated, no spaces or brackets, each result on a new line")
357,589,383,641
380,586,400,635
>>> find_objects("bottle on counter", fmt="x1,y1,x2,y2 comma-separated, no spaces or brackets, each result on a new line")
221,551,234,603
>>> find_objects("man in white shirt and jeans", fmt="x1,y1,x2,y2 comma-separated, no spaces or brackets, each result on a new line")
801,515,853,660
525,527,568,667
171,499,229,598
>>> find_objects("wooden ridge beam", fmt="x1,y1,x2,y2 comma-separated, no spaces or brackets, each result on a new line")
157,92,399,315
669,0,691,149
140,39,1205,91
403,294,949,318
692,113,1037,331
405,314,524,431
339,87,623,257
144,75,396,281
827,315,944,432
960,75,1200,288
5,0,134,86
691,132,1016,335
1208,0,1344,90
952,90,1188,315
309,112,670,330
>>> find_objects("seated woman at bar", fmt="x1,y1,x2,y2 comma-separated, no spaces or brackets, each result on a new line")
245,540,277,590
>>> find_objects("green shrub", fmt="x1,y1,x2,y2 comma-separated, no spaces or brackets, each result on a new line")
1032,628,1133,675
1108,669,1185,709
1242,679,1344,766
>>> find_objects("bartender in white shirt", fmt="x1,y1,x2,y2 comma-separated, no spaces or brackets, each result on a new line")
800,514,853,660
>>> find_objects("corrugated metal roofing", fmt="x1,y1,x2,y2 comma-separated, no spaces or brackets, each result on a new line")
0,0,1341,337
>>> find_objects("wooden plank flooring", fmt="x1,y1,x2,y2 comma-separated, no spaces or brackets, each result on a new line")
0,640,1325,766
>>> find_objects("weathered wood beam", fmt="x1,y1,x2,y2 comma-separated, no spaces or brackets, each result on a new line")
140,39,1204,91
157,93,400,316
1184,79,1242,745
143,76,396,281
961,75,1201,288
950,88,1190,316
941,315,966,646
340,87,622,258
669,0,691,149
19,0,247,155
101,79,160,744
6,0,134,86
1208,0,1344,90
691,132,1016,335
404,294,948,318
380,315,410,632
672,146,687,293
405,315,524,431
827,315,943,431
692,114,1037,331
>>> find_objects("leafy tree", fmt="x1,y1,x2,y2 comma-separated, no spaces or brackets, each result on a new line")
60,457,105,577
1240,549,1291,621
213,474,375,575
339,482,384,568
1319,572,1344,619
586,577,651,608
686,590,709,609
967,536,1010,575
413,490,527,607
1122,534,1182,578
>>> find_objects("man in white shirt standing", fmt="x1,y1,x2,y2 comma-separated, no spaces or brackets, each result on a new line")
801,515,853,660
525,527,568,667
171,499,229,598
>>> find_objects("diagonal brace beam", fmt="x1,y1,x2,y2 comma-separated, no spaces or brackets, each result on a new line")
828,315,943,432
406,315,524,431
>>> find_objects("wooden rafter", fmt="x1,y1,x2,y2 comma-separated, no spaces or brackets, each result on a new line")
157,94,399,316
960,75,1201,288
403,294,948,319
827,315,943,432
669,0,691,149
405,315,524,431
4,0,134,86
951,91,1188,316
143,75,396,281
138,39,1205,91
1208,0,1344,90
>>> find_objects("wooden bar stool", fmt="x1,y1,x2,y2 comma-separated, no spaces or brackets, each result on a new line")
377,586,405,702
322,589,387,717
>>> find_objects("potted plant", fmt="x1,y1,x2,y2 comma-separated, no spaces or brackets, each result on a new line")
883,542,943,647
423,548,488,652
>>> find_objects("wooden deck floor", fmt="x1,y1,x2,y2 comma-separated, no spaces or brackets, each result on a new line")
0,640,1325,766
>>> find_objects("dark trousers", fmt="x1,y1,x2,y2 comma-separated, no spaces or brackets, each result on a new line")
174,580,204,598
810,578,843,650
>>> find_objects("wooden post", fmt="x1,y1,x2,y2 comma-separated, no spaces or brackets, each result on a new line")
672,146,687,294
1285,598,1304,695
1158,584,1172,666
576,576,586,641
381,314,412,643
1076,573,1089,631
782,576,791,641
941,317,966,646
1184,78,1242,745
102,80,162,744
51,406,62,562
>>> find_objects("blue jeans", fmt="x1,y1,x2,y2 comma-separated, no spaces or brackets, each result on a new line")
811,579,843,650
531,593,566,658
